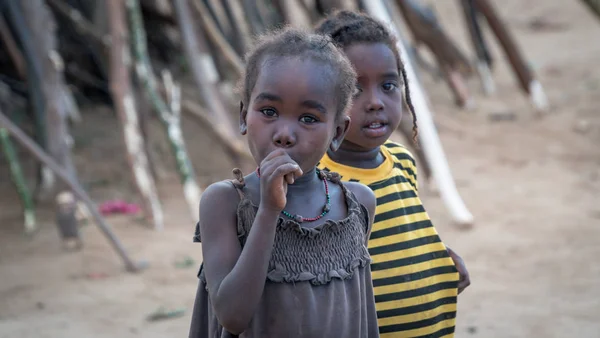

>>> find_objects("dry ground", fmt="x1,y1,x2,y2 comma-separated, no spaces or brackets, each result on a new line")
1,1,599,337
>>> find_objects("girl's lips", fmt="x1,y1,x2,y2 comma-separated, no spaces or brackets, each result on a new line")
362,123,388,138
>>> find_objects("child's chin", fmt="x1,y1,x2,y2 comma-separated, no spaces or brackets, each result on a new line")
362,126,389,139
354,138,388,151
361,129,390,143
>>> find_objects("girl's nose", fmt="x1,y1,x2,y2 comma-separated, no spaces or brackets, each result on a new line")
272,124,296,148
366,88,384,112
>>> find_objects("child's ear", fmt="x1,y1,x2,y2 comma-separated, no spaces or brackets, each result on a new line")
330,115,350,152
239,101,247,135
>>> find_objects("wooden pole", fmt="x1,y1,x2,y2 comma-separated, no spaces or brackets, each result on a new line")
46,0,111,46
0,127,36,234
222,0,251,56
460,0,496,95
241,0,267,35
127,0,202,222
42,0,251,167
275,0,312,29
579,0,600,21
20,0,79,194
363,0,475,227
318,0,358,13
180,98,252,162
473,0,549,112
0,14,26,79
191,0,244,77
395,0,473,107
0,109,141,272
174,0,244,167
107,0,164,231
4,0,53,197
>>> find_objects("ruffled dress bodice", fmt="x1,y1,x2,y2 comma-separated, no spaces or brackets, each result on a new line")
190,171,380,338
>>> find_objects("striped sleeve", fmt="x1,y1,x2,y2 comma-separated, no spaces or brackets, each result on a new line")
384,142,419,192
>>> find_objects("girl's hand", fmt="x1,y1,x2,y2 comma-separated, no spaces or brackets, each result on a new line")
447,247,471,294
259,149,303,213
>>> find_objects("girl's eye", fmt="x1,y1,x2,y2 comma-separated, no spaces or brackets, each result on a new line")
260,108,277,117
382,82,398,92
300,115,318,123
353,86,362,98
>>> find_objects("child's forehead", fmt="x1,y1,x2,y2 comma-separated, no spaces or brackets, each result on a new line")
259,55,333,73
345,43,398,77
253,57,338,102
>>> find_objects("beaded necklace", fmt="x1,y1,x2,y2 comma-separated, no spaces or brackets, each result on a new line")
256,167,331,223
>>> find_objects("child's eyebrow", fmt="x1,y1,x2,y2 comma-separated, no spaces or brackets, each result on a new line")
254,92,281,103
381,72,400,80
301,100,327,114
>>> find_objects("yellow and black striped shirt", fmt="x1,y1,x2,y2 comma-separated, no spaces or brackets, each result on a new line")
319,141,459,338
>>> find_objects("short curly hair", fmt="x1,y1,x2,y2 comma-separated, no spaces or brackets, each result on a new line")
240,27,357,119
315,10,418,141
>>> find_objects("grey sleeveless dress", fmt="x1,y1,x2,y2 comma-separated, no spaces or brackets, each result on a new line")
189,171,380,338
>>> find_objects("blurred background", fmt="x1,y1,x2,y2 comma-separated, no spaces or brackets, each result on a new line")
0,0,598,337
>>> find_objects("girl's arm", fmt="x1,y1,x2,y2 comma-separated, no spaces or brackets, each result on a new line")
446,246,471,294
199,181,280,335
200,149,302,335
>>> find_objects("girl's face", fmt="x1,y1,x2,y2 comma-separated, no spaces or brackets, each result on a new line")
341,43,403,152
241,57,349,173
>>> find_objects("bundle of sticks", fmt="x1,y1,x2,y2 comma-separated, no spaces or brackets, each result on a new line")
0,0,565,271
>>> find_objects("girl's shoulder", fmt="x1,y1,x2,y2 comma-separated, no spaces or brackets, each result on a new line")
193,180,241,243
200,168,255,209
382,141,417,167
201,179,241,203
343,181,376,218
198,179,243,221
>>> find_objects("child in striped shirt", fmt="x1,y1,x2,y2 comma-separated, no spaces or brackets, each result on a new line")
316,11,470,338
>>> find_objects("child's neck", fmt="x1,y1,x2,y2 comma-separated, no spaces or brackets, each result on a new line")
326,145,384,169
287,167,320,190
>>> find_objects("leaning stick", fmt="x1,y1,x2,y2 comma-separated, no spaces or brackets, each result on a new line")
222,0,251,55
275,0,312,29
190,0,244,77
108,0,164,231
205,0,233,39
241,0,266,35
174,0,232,127
46,0,111,46
472,0,549,112
0,15,26,79
127,0,202,222
318,0,358,13
395,0,473,107
0,109,141,272
180,98,252,162
460,0,495,95
34,1,249,167
0,83,35,233
363,0,475,227
0,127,36,234
579,0,600,22
4,0,52,197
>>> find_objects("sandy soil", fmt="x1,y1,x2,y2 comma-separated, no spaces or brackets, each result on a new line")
1,1,599,337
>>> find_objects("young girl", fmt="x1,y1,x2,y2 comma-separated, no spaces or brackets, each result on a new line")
316,11,470,338
189,28,380,338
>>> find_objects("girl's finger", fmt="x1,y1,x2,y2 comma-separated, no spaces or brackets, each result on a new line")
260,156,290,177
284,173,295,185
273,164,301,180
